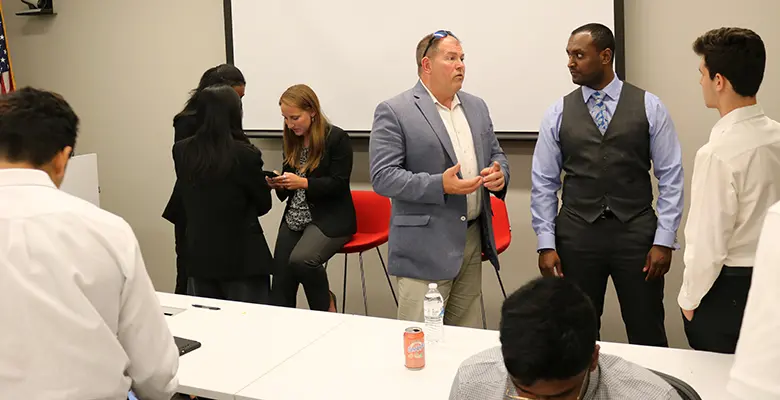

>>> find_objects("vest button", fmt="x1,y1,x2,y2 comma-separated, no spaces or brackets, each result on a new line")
460,216,466,221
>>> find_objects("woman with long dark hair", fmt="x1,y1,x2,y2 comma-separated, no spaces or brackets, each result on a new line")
169,84,273,303
164,64,248,294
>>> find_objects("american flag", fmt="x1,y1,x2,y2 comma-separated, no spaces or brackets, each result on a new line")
0,4,14,94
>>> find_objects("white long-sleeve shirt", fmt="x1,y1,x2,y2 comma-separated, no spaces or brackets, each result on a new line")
678,104,780,310
0,168,179,400
727,200,780,399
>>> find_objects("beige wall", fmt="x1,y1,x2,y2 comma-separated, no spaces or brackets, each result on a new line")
5,0,779,349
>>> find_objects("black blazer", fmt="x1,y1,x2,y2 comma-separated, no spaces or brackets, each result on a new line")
173,112,198,142
277,125,357,238
161,113,198,225
167,139,274,279
163,112,252,226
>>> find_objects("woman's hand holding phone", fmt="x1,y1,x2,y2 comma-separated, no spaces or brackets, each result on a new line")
265,171,284,190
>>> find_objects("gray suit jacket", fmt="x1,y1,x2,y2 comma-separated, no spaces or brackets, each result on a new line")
369,81,510,281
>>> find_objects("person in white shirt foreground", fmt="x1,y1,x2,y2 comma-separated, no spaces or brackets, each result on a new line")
678,26,780,354
728,200,780,399
449,277,681,400
0,87,179,400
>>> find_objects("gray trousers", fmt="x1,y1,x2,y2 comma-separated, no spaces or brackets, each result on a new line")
271,222,350,311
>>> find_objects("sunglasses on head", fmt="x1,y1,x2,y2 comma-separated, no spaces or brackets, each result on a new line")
422,30,458,58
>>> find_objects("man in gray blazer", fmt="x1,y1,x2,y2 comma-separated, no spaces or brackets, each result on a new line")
369,30,509,328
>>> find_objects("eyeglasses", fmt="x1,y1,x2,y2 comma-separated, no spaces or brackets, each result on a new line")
421,30,457,58
505,369,590,400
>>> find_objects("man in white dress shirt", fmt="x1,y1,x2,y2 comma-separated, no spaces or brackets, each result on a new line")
0,88,179,399
727,200,780,399
678,27,780,353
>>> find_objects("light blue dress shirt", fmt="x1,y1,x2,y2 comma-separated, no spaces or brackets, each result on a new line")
531,76,684,251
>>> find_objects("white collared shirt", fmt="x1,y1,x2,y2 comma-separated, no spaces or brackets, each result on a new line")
678,104,780,310
421,81,481,220
728,200,780,399
0,169,179,400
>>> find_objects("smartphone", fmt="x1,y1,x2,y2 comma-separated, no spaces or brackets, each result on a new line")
263,170,280,178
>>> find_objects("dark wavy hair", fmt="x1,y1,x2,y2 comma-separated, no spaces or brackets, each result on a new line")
500,277,598,386
0,87,79,166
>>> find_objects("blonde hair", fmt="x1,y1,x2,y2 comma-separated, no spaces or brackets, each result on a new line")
279,84,329,174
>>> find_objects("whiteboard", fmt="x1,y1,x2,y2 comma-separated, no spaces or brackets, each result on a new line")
227,0,620,134
60,153,100,207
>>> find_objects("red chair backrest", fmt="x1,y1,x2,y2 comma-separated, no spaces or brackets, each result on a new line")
351,190,391,234
490,196,511,252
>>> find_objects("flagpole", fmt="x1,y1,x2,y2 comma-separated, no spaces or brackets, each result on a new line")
0,0,15,91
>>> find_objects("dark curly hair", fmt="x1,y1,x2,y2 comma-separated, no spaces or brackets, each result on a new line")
0,87,79,166
500,277,598,386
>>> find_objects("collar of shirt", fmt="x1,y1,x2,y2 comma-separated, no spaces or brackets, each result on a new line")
0,168,56,189
709,103,766,141
503,365,602,399
419,79,461,110
581,74,622,103
581,365,602,400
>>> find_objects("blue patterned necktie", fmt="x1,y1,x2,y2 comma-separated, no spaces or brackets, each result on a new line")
592,91,610,134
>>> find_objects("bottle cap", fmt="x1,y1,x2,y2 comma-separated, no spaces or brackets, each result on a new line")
428,283,437,289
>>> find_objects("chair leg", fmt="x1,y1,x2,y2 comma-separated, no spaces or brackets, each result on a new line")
359,252,368,315
480,290,487,329
494,268,507,299
376,247,397,306
342,255,348,314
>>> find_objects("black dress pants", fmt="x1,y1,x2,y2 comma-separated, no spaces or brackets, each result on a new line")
188,276,270,304
683,266,752,354
174,223,188,295
556,208,668,347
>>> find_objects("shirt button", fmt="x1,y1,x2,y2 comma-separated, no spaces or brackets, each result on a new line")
461,216,466,222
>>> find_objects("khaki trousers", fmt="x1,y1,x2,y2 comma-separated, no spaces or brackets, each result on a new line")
396,222,483,328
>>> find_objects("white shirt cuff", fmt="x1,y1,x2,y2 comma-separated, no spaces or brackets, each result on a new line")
537,233,556,251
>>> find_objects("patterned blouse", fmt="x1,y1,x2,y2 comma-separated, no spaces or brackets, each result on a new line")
284,147,313,231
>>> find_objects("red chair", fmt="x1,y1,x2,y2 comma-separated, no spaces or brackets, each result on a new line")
331,190,396,315
489,196,512,259
480,196,511,328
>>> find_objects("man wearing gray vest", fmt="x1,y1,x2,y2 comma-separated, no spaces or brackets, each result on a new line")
530,23,684,347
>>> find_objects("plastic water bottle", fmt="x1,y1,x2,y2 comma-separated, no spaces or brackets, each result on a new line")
424,283,444,343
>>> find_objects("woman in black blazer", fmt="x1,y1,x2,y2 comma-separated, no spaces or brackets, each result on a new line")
268,84,357,312
163,64,248,295
169,84,273,303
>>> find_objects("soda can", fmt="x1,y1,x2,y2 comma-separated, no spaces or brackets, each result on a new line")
404,327,425,370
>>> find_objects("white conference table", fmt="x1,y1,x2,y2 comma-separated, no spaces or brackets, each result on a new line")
235,315,735,400
158,292,348,400
158,293,735,400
